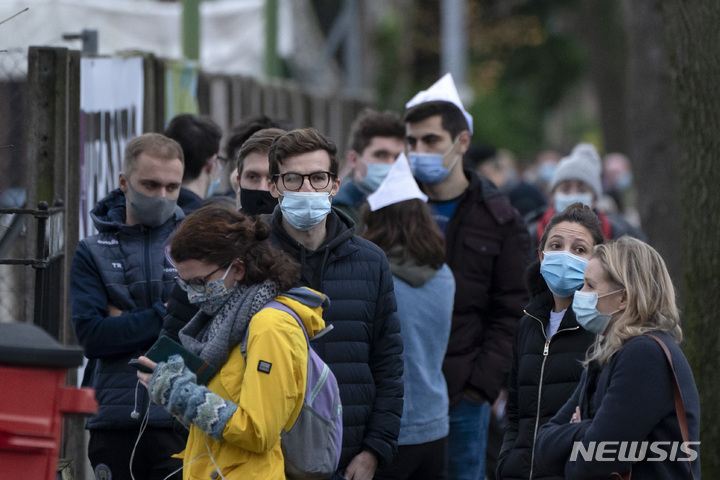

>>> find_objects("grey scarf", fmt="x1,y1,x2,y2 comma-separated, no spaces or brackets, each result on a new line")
179,279,279,369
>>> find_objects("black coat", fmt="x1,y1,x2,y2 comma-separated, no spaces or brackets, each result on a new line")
497,262,595,480
268,207,403,470
535,331,700,480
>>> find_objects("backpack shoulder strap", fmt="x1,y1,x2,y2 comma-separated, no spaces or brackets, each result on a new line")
240,300,307,358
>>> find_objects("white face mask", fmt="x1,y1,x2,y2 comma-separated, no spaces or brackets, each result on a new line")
555,192,593,213
279,191,332,231
572,289,623,334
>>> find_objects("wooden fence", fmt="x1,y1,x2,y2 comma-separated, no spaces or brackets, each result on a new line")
16,46,370,480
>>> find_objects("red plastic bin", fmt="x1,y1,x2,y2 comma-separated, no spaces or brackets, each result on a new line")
0,322,97,479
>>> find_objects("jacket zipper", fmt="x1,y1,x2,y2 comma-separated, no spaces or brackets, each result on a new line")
525,309,579,480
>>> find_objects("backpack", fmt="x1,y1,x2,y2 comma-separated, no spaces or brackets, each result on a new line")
241,300,342,480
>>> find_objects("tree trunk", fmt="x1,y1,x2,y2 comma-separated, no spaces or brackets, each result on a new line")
660,0,720,476
578,0,628,154
621,0,683,291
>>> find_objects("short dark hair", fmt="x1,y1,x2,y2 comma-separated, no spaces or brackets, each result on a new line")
404,100,469,138
268,128,339,178
463,144,497,171
347,108,405,153
538,203,605,253
361,199,446,269
124,133,184,177
164,114,221,182
236,128,286,175
224,115,289,161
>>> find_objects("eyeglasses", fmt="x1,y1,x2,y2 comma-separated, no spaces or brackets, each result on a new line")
175,263,232,293
274,171,334,191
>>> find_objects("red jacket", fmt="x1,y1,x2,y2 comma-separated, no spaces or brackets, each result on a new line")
439,172,531,406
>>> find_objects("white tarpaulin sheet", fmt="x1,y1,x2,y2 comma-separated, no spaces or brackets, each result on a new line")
0,0,291,76
79,55,144,238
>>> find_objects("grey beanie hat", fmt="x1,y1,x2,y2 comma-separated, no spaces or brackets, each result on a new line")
549,143,603,199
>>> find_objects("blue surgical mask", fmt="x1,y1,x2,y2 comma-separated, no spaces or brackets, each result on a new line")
555,192,593,213
206,175,222,197
358,160,393,193
280,191,332,231
186,263,236,314
572,289,623,335
408,138,460,184
540,250,589,297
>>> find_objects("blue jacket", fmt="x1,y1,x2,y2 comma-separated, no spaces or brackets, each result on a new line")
333,179,369,225
269,207,403,470
70,189,184,429
535,331,701,479
391,260,454,445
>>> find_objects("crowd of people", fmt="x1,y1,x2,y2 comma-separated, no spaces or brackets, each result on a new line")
70,72,700,480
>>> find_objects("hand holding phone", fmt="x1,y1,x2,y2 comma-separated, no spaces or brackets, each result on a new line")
128,358,152,373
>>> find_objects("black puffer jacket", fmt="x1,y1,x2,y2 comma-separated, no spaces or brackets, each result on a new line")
496,261,595,480
269,207,403,470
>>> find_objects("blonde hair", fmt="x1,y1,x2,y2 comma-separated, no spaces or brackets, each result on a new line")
585,236,682,366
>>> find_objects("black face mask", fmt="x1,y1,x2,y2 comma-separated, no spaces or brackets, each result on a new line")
240,188,278,216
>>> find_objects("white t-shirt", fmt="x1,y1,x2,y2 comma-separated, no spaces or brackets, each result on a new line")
546,308,566,339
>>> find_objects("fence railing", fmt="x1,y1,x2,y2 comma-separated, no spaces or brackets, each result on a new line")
0,201,65,337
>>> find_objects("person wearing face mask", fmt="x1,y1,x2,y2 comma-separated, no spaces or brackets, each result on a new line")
404,73,531,480
496,203,603,480
235,128,283,215
136,204,330,479
160,128,284,344
531,143,645,251
266,127,403,480
535,236,700,479
334,108,405,224
70,133,187,480
164,113,223,214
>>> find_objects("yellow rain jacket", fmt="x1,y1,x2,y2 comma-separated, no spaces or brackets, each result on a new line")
178,288,327,479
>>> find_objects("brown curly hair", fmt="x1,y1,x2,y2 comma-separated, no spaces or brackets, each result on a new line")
169,204,300,291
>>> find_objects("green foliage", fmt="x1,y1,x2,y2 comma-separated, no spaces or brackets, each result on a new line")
469,33,587,157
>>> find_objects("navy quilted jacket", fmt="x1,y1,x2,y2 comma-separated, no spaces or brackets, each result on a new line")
268,207,403,470
70,189,183,429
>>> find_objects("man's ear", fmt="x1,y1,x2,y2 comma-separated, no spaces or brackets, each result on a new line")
204,154,218,175
118,172,128,193
330,177,341,197
456,130,472,155
346,150,359,169
268,178,279,199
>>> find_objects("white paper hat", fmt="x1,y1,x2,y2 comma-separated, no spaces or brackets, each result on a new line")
367,153,428,211
405,72,473,134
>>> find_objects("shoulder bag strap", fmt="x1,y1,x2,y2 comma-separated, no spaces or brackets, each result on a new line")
645,334,696,480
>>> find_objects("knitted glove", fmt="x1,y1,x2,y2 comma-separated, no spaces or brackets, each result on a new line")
149,354,238,440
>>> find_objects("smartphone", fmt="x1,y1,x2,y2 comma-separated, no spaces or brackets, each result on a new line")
128,358,153,373
128,336,216,384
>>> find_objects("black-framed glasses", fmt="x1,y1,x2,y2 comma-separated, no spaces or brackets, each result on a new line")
274,171,334,191
175,264,231,293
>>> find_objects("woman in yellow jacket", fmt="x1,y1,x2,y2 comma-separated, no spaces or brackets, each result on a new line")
137,204,328,479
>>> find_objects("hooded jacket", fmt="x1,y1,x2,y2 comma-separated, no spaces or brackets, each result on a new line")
440,171,531,406
388,248,455,446
496,261,595,480
70,188,184,429
268,207,403,470
178,289,328,479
